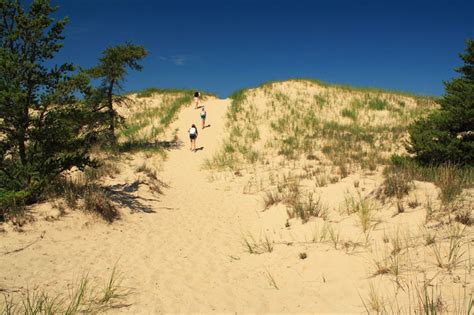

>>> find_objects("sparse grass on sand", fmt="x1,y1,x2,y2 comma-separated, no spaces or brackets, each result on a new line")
205,79,473,312
0,266,131,314
118,91,194,152
206,79,436,178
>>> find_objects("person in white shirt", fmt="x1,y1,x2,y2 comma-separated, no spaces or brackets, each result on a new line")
188,124,198,151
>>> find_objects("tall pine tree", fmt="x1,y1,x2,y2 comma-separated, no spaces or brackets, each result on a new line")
88,43,148,145
0,0,96,209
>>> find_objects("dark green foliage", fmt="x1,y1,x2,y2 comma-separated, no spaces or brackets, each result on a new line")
88,43,148,144
407,39,474,165
0,0,97,214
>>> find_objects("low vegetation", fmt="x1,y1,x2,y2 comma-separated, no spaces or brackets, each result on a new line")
118,92,193,148
0,267,130,314
206,78,436,180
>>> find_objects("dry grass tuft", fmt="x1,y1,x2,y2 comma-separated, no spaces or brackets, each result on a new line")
287,193,328,223
83,185,119,223
0,267,131,314
243,233,274,254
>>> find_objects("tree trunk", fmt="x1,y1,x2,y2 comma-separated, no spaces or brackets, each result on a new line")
18,129,26,165
19,85,32,166
107,80,115,145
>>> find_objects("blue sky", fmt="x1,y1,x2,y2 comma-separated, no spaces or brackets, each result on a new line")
50,0,474,97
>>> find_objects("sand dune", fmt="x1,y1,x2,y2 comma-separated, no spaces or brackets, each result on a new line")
1,81,472,313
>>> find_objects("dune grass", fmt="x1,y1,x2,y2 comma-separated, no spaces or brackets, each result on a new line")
119,93,191,145
207,79,437,178
382,156,473,221
202,79,473,312
0,267,130,314
286,193,328,223
128,87,217,99
243,233,274,254
48,172,119,223
240,77,436,100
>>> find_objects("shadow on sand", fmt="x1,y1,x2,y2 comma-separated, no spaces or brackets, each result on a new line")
106,179,168,213
117,139,183,153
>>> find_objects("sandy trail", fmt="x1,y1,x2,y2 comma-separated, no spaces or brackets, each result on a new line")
135,99,247,310
128,98,281,313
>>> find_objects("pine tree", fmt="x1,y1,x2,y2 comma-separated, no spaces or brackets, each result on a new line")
88,43,148,145
407,39,474,165
0,0,96,208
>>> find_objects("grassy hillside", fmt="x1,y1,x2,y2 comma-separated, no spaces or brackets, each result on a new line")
117,88,216,151
207,79,435,175
205,79,473,313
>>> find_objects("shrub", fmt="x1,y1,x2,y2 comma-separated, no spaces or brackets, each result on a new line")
407,39,474,165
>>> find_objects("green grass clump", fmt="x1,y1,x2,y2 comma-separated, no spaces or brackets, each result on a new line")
227,89,246,121
341,107,358,121
368,97,388,110
160,95,192,127
433,163,469,204
204,150,239,171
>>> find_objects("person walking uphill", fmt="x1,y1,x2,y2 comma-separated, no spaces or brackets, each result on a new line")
189,124,198,151
200,107,207,129
193,91,201,109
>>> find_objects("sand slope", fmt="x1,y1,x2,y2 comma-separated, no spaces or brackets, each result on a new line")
3,97,365,313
